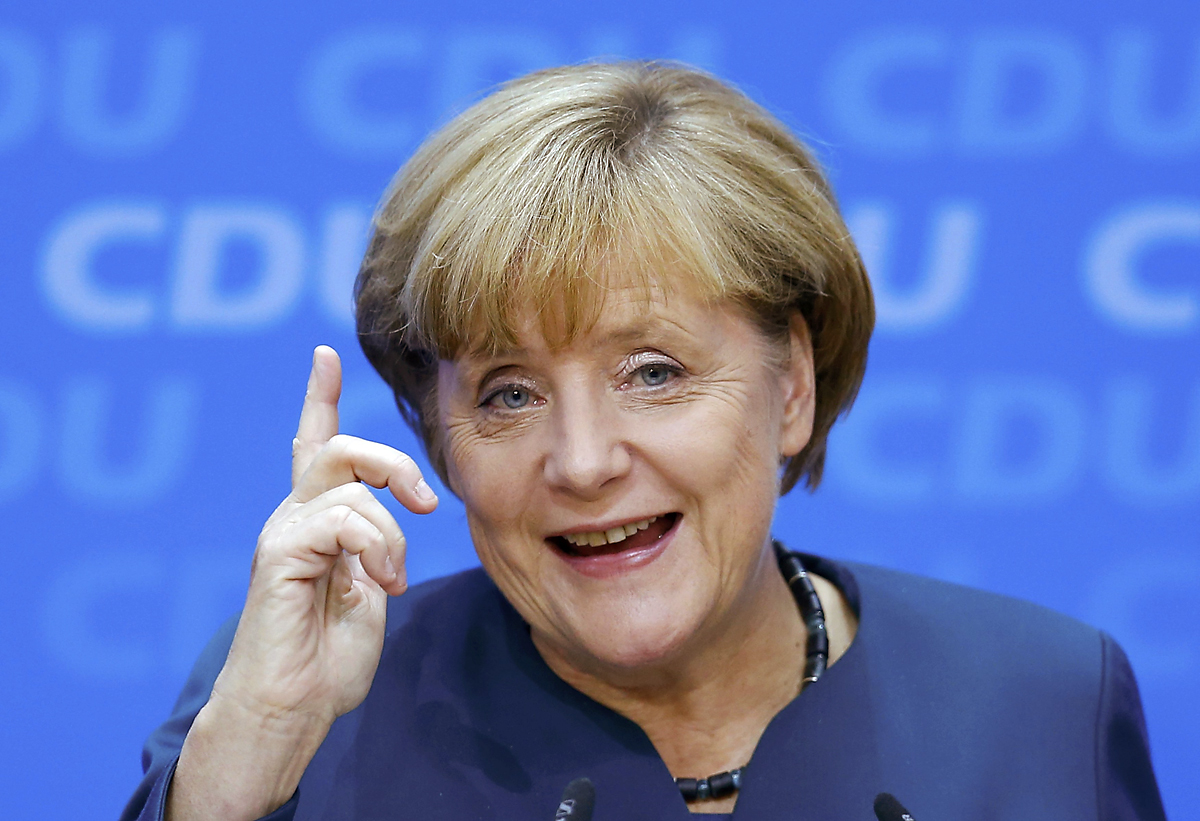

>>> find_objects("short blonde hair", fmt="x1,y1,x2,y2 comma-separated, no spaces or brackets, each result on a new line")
356,61,873,493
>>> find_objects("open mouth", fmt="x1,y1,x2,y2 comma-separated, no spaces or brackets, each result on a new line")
550,513,680,558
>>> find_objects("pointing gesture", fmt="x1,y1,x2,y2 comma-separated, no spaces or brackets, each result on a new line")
169,346,437,821
291,344,342,488
278,346,437,597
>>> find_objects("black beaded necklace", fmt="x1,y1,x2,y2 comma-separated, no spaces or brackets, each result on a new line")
674,542,828,803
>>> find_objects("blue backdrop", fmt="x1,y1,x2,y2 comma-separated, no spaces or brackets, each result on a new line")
1,1,1197,818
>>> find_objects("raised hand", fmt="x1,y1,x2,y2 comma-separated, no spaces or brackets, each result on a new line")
168,346,437,821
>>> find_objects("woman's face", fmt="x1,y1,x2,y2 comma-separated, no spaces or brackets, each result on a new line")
437,282,815,676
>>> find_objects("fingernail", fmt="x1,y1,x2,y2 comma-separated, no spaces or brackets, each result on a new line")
384,554,397,580
414,478,437,503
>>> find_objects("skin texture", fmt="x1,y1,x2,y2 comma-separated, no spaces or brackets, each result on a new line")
166,288,859,819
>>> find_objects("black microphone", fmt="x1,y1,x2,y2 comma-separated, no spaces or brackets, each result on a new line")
874,792,916,821
555,777,596,821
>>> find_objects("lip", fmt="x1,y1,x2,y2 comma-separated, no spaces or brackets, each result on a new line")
551,513,681,579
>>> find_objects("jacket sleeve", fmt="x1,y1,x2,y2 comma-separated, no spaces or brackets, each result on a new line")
117,615,299,821
1096,632,1167,821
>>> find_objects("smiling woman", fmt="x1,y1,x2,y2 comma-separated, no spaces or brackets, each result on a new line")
438,287,815,683
121,62,1164,821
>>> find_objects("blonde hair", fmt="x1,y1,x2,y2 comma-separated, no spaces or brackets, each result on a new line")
356,61,873,493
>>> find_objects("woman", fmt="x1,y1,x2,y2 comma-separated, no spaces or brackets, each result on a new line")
122,62,1164,821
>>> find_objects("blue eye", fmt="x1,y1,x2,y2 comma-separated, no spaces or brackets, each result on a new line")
487,386,530,409
636,363,675,387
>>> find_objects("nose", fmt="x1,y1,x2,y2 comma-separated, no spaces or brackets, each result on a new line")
543,384,631,498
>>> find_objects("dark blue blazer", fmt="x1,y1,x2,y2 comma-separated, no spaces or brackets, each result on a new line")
121,556,1165,821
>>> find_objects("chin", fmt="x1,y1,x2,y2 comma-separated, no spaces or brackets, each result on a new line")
564,597,702,673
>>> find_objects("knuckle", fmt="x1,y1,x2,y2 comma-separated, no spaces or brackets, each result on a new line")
379,527,406,554
254,532,289,565
391,451,419,477
332,504,359,527
345,482,375,506
335,506,382,546
326,433,357,455
256,519,285,549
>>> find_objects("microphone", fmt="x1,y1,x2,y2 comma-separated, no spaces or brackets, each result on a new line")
555,777,596,821
873,792,916,821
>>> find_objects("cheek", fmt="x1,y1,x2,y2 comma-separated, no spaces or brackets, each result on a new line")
442,422,540,536
659,387,783,489
657,391,784,555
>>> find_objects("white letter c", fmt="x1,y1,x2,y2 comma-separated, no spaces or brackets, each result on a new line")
1085,203,1200,332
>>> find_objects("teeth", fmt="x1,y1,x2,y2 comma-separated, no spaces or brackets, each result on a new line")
562,516,659,547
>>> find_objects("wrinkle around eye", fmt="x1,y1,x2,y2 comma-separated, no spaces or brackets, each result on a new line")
449,399,543,444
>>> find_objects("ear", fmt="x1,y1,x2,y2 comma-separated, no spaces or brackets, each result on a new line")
778,313,816,459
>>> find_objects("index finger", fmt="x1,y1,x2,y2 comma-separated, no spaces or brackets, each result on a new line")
292,436,439,514
292,345,342,488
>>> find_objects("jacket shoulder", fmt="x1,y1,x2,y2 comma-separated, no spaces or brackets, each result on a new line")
836,560,1165,820
845,560,1103,672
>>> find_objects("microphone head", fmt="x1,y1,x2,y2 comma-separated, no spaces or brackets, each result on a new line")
874,792,916,821
556,777,596,821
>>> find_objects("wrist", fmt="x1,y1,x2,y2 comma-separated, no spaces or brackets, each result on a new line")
168,694,332,821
